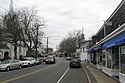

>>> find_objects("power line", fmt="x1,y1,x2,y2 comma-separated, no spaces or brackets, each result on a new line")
17,0,25,5
1,0,19,8
1,0,10,5
0,5,8,12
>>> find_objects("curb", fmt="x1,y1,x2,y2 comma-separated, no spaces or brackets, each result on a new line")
81,65,91,83
81,63,97,83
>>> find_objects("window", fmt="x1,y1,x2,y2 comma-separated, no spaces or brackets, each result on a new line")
112,47,119,69
102,53,106,67
120,46,125,73
107,49,112,69
97,51,102,65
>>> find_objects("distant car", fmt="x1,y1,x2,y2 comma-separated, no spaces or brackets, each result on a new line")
35,58,43,65
66,57,71,60
69,58,81,68
0,59,22,71
74,57,81,62
59,55,62,57
20,57,36,67
46,56,55,64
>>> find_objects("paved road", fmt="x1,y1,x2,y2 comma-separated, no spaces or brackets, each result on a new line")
0,57,88,83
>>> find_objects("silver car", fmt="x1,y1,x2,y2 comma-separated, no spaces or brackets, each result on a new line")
0,59,22,71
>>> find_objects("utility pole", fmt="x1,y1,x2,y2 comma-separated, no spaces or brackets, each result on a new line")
47,37,49,54
36,25,38,58
36,24,42,58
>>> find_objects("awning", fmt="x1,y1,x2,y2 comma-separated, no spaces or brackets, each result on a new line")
102,31,125,49
88,45,102,52
93,45,101,51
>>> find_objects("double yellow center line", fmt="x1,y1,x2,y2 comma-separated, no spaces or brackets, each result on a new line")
0,59,59,83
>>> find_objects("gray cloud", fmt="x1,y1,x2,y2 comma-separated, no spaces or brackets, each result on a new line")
2,0,122,50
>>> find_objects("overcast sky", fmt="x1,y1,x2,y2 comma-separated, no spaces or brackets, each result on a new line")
0,0,122,50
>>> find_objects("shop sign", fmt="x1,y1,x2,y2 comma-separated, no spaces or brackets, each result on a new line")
121,46,125,54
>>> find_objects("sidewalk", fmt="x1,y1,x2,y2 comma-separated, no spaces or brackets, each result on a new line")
81,61,119,83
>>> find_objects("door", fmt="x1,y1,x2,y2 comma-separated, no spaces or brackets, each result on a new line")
11,60,19,69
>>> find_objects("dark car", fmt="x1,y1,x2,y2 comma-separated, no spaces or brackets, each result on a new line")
69,58,81,68
46,56,55,64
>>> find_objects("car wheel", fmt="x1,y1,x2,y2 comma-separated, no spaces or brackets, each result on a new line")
19,65,22,69
6,66,10,71
69,65,72,68
34,63,36,66
28,63,30,67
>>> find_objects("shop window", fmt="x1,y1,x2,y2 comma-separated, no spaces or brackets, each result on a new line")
99,55,102,65
102,54,106,67
120,46,125,73
112,47,119,69
106,49,112,69
121,54,125,73
97,52,102,65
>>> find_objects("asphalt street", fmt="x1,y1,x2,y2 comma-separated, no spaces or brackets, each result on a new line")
0,57,88,83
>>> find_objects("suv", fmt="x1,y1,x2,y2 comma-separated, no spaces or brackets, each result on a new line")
69,57,81,68
46,56,55,64
20,57,36,67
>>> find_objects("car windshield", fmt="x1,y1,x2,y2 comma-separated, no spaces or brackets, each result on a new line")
46,57,53,59
0,60,11,64
71,59,78,61
21,59,30,61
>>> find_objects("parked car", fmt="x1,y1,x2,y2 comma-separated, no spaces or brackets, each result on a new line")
0,59,22,71
66,57,71,60
74,57,81,62
35,58,43,65
20,57,36,67
59,55,62,57
46,56,55,64
43,54,48,62
69,58,81,68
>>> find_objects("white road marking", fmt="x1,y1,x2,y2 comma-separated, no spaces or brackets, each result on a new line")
81,65,91,83
57,67,69,83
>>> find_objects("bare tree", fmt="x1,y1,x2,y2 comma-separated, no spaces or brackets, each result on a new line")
59,30,85,54
19,8,45,56
2,11,21,59
0,7,45,58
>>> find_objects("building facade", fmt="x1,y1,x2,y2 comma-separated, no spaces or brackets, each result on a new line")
88,0,125,82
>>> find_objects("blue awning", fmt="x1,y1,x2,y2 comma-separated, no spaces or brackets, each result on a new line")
88,45,101,52
93,45,101,50
102,31,125,49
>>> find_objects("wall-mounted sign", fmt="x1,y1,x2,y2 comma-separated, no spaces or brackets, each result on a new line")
121,46,125,55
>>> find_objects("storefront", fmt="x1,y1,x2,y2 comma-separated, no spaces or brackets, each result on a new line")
96,50,102,69
119,46,125,83
100,30,125,77
101,47,119,76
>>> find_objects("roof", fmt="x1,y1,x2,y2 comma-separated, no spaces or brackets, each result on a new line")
96,0,125,36
0,44,9,49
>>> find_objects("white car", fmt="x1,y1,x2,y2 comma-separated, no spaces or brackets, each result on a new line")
66,57,71,60
20,57,36,67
